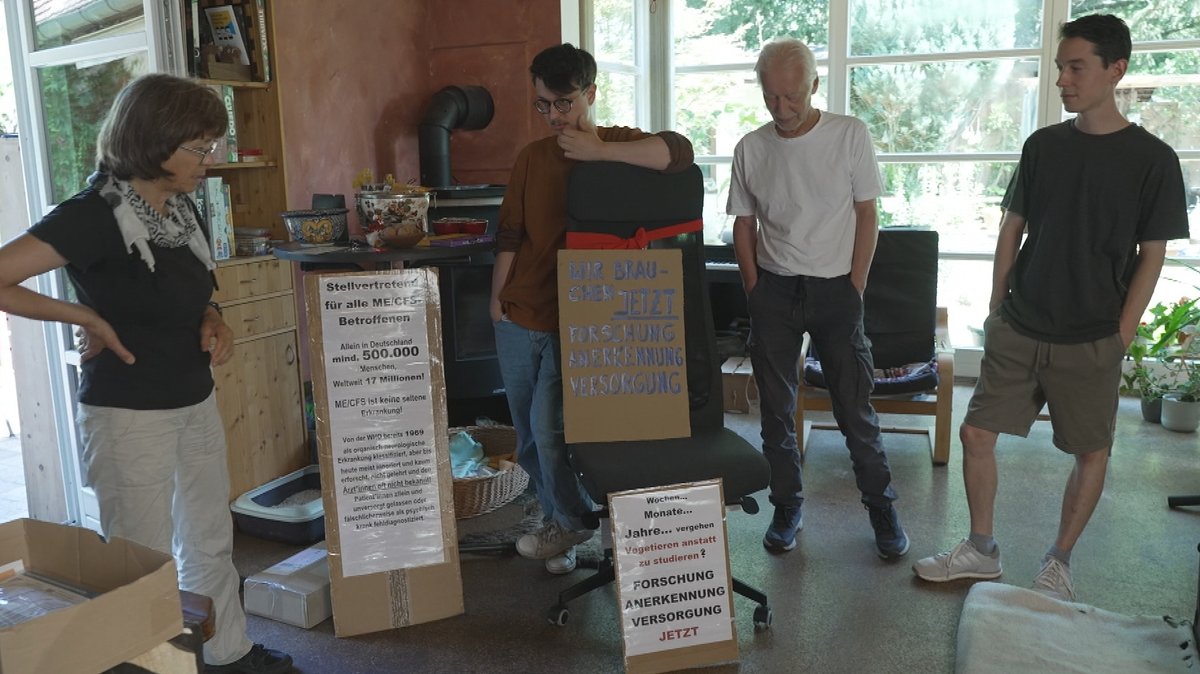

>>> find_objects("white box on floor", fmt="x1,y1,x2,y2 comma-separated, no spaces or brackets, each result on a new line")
721,356,757,413
243,542,331,629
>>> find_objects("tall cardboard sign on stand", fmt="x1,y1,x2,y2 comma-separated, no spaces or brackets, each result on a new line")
610,480,737,673
557,249,690,443
304,269,463,637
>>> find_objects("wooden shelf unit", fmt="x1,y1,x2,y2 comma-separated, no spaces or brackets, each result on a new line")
189,0,307,499
199,77,288,240
212,256,306,501
191,0,288,241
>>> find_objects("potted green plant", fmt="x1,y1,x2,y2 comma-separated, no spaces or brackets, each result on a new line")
1162,329,1200,432
1121,362,1166,423
1124,292,1200,423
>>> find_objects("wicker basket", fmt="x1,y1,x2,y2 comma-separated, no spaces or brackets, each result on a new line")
450,425,528,519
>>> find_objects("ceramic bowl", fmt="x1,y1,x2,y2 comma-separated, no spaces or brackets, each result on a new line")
356,191,431,233
280,208,348,244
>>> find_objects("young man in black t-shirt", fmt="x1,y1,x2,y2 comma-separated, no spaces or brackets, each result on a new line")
913,14,1190,602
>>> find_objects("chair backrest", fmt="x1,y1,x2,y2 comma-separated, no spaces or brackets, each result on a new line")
565,162,723,432
862,227,939,368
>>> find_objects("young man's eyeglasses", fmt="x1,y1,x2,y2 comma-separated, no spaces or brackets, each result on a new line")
178,140,220,159
533,95,579,115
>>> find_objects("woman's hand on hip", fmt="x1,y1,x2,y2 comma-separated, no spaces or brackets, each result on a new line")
76,317,135,365
200,306,234,366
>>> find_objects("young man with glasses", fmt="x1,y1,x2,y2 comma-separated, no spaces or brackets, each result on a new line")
490,43,694,575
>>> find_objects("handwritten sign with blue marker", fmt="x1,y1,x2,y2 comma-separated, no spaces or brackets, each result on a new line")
557,249,690,443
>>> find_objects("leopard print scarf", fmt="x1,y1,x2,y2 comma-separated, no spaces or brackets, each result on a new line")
88,171,215,273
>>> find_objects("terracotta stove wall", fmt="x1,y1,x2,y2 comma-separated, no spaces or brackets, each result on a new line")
275,0,563,208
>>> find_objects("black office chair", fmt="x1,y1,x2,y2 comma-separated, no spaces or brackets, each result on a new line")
548,161,773,629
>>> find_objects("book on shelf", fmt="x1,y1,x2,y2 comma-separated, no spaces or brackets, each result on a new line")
222,182,235,231
428,233,495,247
190,180,214,257
187,1,270,82
191,179,207,230
204,5,251,66
204,83,239,163
254,0,271,82
203,176,233,261
183,1,201,77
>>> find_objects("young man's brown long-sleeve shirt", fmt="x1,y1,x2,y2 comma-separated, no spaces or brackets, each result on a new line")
496,126,694,332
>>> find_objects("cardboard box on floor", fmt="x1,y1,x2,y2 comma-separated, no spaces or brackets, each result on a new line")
305,270,463,638
0,518,182,674
721,357,756,414
244,542,331,629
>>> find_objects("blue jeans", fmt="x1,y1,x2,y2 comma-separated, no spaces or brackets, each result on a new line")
493,317,593,530
748,271,898,509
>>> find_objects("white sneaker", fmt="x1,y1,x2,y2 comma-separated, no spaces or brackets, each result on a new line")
516,520,593,560
545,547,577,575
912,538,1002,582
1031,557,1075,602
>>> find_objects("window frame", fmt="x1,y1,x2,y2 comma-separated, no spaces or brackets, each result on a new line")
4,0,184,528
572,0,1200,257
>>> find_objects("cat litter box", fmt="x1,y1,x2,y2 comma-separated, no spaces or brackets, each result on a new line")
231,465,325,545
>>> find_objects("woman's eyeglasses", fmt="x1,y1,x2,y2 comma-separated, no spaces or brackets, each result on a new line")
178,140,220,159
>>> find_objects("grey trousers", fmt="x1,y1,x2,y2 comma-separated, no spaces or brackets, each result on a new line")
77,392,253,667
747,270,898,509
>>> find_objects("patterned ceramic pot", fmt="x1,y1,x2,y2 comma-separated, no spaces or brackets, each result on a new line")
356,191,431,233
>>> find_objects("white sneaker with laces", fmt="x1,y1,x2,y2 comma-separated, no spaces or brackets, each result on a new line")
912,538,1002,582
545,546,577,575
1031,556,1075,602
516,520,593,560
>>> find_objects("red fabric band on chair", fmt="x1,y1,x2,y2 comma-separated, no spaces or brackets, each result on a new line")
565,219,703,250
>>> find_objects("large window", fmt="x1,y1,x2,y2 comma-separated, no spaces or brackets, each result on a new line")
582,0,1200,346
6,0,178,528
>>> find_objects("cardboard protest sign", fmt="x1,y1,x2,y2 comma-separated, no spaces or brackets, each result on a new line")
610,480,737,673
305,269,463,636
557,249,690,443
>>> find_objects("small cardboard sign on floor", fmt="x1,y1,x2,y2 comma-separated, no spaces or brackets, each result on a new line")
305,269,463,637
609,479,737,674
557,248,690,443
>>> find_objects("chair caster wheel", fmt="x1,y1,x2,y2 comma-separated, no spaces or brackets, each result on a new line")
753,604,773,630
548,604,569,626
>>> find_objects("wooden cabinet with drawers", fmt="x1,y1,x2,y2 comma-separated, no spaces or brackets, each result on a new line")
212,256,306,500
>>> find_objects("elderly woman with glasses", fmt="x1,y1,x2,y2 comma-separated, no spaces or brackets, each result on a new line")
0,74,291,674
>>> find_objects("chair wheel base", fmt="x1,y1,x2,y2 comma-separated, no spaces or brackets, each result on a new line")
548,604,569,626
753,604,773,630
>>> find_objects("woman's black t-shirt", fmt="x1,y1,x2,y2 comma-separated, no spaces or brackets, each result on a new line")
28,188,214,410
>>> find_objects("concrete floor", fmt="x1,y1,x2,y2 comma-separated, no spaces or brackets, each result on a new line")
232,383,1200,674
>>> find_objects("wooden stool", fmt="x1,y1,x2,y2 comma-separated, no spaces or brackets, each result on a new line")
105,592,213,673
180,590,215,642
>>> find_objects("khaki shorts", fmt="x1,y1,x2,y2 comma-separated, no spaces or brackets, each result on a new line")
964,311,1125,454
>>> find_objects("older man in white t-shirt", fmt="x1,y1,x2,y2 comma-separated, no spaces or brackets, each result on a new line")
727,38,909,559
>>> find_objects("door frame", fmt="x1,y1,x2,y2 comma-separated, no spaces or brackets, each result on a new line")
3,0,184,528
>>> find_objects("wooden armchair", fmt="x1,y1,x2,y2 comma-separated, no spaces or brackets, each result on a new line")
794,228,953,466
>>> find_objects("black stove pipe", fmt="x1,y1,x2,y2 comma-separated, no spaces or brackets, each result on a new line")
419,85,494,188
